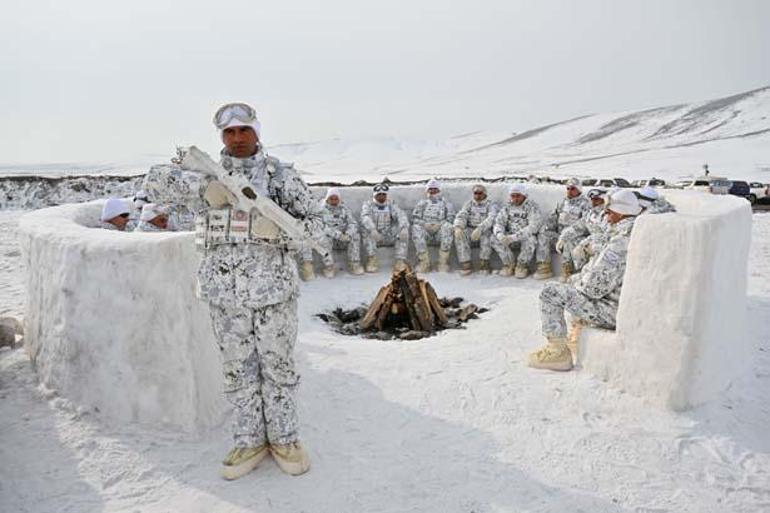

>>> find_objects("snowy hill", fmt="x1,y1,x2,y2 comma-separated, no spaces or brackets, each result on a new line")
274,86,770,183
1,86,769,184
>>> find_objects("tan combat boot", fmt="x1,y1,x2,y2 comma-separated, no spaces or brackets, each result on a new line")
514,263,529,279
300,261,315,281
365,255,379,273
349,261,364,275
322,265,335,279
437,250,451,273
560,261,573,283
269,441,310,476
459,261,472,276
477,259,490,275
416,252,431,273
533,261,553,280
393,259,408,272
221,445,269,480
499,263,515,277
527,337,574,371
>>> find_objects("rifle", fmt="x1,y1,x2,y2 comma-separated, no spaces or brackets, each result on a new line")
177,145,328,257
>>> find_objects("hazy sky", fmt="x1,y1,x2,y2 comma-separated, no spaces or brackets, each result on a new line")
2,0,769,164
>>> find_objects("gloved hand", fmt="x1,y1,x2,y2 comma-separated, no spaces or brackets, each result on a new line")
371,230,383,243
555,239,565,254
470,227,482,241
571,243,587,262
398,229,409,242
453,227,465,240
497,233,513,245
338,232,351,242
425,223,440,233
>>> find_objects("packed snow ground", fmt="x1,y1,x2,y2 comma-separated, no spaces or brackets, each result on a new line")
1,209,769,513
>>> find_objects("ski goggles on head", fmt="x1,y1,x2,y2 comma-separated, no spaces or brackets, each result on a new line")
586,188,606,199
373,183,390,193
213,102,258,130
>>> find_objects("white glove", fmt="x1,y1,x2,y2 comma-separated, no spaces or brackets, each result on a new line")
453,227,465,240
497,234,513,245
338,232,351,242
371,230,383,243
571,244,587,262
398,229,409,242
555,239,565,254
470,227,482,242
425,223,440,232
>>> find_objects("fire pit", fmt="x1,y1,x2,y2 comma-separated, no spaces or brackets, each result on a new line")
317,268,487,341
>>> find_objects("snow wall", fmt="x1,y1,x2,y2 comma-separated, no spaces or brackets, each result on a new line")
18,185,751,431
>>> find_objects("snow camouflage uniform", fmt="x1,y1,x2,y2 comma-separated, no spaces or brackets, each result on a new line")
360,199,410,260
564,204,609,272
411,195,456,253
492,198,543,266
646,197,677,214
301,202,361,267
142,150,321,447
540,216,636,338
547,195,591,266
453,198,499,263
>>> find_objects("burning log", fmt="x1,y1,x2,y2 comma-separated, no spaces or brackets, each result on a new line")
360,267,448,333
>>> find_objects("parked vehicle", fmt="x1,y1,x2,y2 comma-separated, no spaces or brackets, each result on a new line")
748,182,769,204
581,178,633,188
675,176,729,194
728,180,752,202
632,178,667,188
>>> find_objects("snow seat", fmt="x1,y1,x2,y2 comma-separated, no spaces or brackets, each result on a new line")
579,192,752,410
19,201,225,431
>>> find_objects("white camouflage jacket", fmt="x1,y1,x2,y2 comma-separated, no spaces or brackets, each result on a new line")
574,216,636,304
411,196,456,226
493,198,543,238
453,199,499,230
319,202,358,238
360,199,409,234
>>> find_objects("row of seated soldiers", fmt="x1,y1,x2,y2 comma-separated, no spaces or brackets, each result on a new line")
300,179,675,280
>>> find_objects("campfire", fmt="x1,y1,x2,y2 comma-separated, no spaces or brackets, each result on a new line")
317,267,487,341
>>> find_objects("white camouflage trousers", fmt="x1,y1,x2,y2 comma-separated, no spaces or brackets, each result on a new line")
491,233,537,266
454,228,493,263
363,227,408,260
302,233,361,266
536,230,556,263
209,298,300,447
412,222,453,253
540,282,617,338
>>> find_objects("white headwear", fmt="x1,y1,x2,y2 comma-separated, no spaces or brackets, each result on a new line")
325,187,341,200
214,103,262,139
139,203,165,222
607,190,642,216
100,198,130,222
508,183,528,197
426,179,441,190
472,183,487,194
566,177,582,191
133,190,150,209
639,186,659,200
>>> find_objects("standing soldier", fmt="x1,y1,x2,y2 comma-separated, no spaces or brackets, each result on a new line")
527,190,641,371
411,179,456,273
492,183,543,278
549,178,591,282
300,187,364,279
360,183,410,273
453,184,498,276
142,102,319,479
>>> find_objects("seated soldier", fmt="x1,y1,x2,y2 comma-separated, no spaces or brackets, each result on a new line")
300,187,364,280
527,189,642,371
360,183,410,273
411,179,456,273
492,183,543,278
636,186,676,214
100,198,135,231
134,203,176,232
569,188,609,272
453,184,499,276
548,178,591,282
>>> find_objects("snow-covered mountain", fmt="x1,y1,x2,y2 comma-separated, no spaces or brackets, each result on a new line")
274,86,770,183
2,86,769,184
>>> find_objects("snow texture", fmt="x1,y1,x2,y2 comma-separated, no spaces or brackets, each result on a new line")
18,202,224,432
580,191,753,410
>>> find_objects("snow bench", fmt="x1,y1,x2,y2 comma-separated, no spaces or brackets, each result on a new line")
17,187,751,432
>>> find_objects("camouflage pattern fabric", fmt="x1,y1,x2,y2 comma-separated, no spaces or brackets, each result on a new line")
360,199,409,259
302,202,361,266
646,197,677,214
539,195,591,265
493,198,543,266
453,198,499,263
540,216,636,337
411,196,455,253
